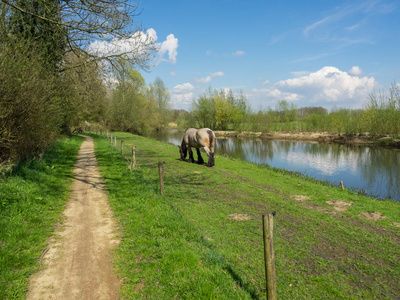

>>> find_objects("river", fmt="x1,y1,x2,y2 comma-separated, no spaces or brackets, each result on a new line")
149,129,400,202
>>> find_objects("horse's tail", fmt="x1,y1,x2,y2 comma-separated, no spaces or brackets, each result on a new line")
207,130,215,149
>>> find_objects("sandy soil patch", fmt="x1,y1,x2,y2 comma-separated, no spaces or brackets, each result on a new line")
227,213,251,221
360,212,387,221
294,195,311,201
326,200,353,212
26,136,121,300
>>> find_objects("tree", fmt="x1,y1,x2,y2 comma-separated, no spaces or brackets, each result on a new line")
5,0,65,71
1,0,156,71
0,0,155,161
148,77,171,128
276,100,297,123
189,88,248,130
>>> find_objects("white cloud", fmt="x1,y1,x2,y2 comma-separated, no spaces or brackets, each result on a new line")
87,28,156,60
171,83,196,110
171,92,194,108
276,66,375,105
87,28,178,66
262,80,270,86
173,82,194,93
247,88,302,109
290,71,311,77
157,33,178,64
233,50,245,56
194,71,225,83
170,71,176,76
348,66,363,76
246,66,376,110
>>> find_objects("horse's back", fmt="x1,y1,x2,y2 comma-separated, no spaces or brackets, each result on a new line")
184,128,215,149
196,128,215,149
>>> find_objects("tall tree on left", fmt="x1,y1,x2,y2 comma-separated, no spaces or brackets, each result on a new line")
0,0,156,161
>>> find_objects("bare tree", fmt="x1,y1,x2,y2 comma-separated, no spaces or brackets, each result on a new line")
0,0,156,71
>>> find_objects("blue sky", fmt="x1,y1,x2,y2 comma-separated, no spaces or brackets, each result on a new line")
127,0,400,111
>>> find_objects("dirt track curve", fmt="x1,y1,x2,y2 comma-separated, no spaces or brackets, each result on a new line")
27,135,121,300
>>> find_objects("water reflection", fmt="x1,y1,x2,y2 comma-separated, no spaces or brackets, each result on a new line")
149,129,400,201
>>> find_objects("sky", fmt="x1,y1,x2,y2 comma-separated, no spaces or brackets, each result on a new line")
92,0,400,111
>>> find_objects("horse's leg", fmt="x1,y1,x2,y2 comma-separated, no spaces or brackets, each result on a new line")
203,146,215,167
196,148,204,164
188,147,195,163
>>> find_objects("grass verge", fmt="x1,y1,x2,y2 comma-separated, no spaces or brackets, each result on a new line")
95,132,400,299
0,136,84,299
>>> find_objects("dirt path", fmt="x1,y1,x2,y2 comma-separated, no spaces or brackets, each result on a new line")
27,136,121,300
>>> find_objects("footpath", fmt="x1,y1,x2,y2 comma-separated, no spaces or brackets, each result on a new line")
26,136,120,300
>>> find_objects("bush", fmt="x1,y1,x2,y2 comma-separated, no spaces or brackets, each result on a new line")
0,43,61,161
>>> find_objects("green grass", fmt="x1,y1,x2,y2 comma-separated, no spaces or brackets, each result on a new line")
0,136,84,299
96,131,400,299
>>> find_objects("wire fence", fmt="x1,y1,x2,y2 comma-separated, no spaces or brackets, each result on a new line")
91,130,400,300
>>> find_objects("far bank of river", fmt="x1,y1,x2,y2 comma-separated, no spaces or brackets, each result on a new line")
149,129,400,202
214,131,400,148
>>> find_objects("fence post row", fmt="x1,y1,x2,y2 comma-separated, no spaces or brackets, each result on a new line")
262,212,277,300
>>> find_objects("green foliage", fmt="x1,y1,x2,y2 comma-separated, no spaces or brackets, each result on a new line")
189,88,249,130
148,77,172,127
60,53,108,127
361,84,400,136
0,41,62,160
106,61,170,135
6,0,66,71
244,109,274,132
276,100,297,123
0,0,156,162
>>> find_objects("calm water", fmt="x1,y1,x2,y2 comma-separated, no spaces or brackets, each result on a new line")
149,129,400,202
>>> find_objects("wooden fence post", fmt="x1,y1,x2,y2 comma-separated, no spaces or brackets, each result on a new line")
121,140,124,156
130,146,136,169
158,162,164,195
340,181,344,190
114,136,117,148
262,212,277,300
110,133,113,144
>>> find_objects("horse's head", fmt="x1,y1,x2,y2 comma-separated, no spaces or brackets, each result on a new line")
207,152,215,167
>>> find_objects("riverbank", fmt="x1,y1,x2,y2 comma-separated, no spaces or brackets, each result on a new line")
214,130,400,147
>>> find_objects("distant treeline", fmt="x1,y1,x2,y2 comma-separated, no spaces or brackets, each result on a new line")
179,85,400,137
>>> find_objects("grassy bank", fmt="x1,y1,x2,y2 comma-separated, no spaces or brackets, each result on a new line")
0,136,84,299
95,132,399,299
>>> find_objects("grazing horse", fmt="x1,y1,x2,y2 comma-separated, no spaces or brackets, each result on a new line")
179,128,216,167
